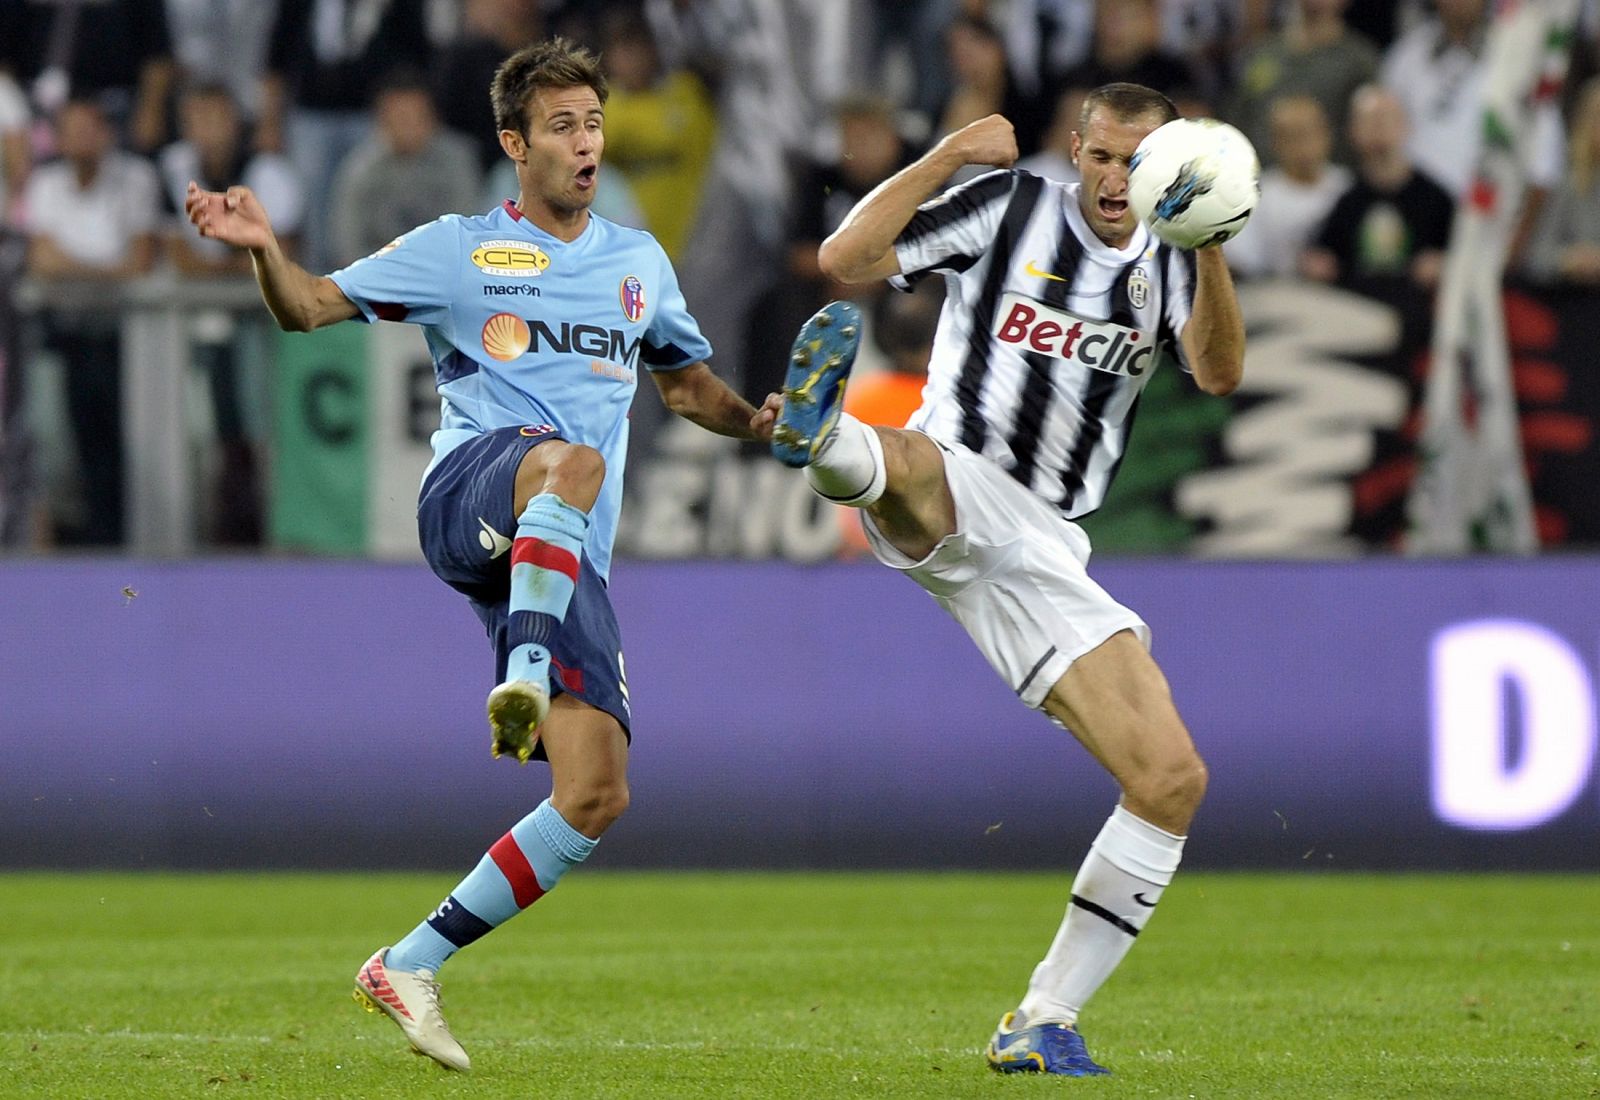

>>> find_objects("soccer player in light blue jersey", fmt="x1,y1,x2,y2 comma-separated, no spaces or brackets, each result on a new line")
186,38,780,1072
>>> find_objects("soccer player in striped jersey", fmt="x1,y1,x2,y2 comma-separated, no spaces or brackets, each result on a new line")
773,83,1245,1076
187,39,780,1072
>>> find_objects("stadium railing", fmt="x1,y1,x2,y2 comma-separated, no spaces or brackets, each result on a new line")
9,273,265,556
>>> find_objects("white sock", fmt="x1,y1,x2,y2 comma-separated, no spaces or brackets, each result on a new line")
1017,805,1186,1026
803,414,886,507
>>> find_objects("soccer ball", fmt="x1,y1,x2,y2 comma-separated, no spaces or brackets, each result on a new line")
1127,118,1260,250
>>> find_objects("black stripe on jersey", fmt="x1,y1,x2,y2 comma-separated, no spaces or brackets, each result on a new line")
1056,258,1140,509
1157,244,1197,366
1005,213,1085,487
898,249,984,288
1095,382,1145,504
956,172,1046,453
898,170,1017,249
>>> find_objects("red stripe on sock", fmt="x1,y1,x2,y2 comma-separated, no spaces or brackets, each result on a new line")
511,538,579,582
488,832,546,908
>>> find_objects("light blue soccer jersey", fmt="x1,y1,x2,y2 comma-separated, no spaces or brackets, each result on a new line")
329,200,712,582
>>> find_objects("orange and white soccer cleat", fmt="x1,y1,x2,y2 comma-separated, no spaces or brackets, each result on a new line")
353,948,471,1072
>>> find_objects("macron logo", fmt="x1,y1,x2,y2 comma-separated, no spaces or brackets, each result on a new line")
478,518,512,559
993,292,1157,377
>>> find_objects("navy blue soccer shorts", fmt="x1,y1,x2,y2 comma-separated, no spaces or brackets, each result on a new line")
417,424,631,753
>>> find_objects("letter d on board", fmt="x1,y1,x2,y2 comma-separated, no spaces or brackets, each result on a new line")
1431,620,1596,830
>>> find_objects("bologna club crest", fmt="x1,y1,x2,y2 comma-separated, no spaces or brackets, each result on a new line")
620,275,646,323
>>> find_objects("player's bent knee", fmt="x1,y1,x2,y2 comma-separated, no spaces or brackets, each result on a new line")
880,429,940,492
518,441,607,513
548,442,606,494
1126,753,1208,823
560,780,631,834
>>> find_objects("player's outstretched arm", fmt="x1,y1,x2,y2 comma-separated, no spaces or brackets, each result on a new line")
1181,246,1245,396
185,181,357,332
653,362,781,442
818,114,1018,286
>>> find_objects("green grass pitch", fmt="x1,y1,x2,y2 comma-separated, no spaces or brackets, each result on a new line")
3,872,1596,1098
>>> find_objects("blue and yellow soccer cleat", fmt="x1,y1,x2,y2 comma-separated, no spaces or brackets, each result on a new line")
771,300,862,468
985,1011,1111,1076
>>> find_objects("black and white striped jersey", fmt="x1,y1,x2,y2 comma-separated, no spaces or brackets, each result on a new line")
889,169,1197,519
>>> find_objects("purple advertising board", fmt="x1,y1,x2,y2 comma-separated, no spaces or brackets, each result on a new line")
2,558,1597,871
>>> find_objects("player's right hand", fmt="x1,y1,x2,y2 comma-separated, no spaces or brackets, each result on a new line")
943,115,1018,170
185,181,274,252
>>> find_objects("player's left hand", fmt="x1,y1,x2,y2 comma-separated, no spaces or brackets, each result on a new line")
750,392,784,441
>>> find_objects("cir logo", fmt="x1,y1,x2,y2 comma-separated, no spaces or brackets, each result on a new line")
471,239,551,277
482,312,532,361
620,275,646,323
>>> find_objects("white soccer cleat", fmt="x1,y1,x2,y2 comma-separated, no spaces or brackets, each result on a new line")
487,679,550,764
353,948,471,1072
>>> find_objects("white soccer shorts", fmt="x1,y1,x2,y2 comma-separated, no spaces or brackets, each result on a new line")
861,437,1150,710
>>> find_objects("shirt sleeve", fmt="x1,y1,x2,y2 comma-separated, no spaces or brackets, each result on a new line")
641,242,713,372
889,168,1019,290
327,215,459,327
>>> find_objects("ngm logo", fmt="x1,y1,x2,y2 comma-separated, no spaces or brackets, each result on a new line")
471,239,551,277
482,313,642,370
1431,620,1598,831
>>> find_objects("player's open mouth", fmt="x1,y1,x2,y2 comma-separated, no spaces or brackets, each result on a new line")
1098,196,1128,219
575,164,597,189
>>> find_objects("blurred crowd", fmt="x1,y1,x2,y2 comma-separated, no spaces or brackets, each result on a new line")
7,0,1600,549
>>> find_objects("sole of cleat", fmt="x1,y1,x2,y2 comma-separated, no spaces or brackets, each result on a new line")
487,681,550,764
772,301,862,468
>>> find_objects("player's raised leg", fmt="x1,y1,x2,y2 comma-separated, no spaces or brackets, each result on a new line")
357,695,627,1070
988,630,1207,1075
773,302,956,560
488,441,605,763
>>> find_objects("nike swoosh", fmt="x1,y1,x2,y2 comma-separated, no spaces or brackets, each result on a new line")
1132,892,1157,908
1024,260,1069,283
478,517,512,559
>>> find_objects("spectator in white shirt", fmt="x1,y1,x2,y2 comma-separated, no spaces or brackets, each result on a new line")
1227,93,1352,279
22,97,160,545
1381,0,1564,199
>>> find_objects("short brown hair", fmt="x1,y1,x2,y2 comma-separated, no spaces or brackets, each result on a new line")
1078,82,1178,133
491,36,609,137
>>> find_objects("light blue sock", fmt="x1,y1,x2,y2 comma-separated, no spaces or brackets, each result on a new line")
505,494,590,686
385,800,597,974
